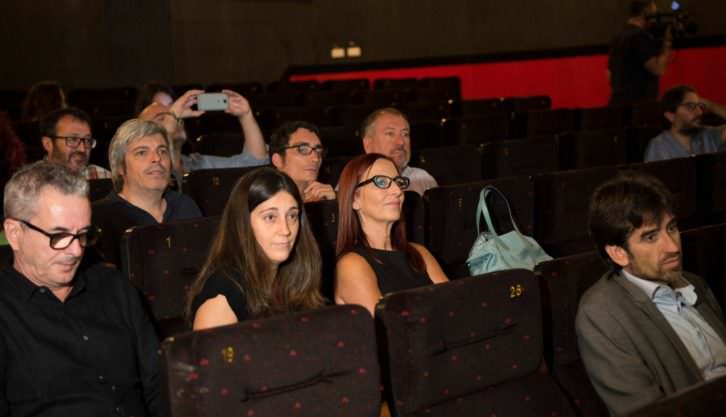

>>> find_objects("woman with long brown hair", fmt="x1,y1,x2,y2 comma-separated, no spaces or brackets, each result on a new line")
186,167,324,329
335,153,448,315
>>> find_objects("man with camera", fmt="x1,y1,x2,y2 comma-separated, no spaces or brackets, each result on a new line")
608,0,671,106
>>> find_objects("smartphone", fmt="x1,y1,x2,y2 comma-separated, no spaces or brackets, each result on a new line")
197,93,229,111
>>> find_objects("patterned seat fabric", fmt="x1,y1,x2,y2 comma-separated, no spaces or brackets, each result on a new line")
161,305,381,417
121,216,221,338
376,269,576,417
681,223,726,311
536,251,610,417
620,157,699,229
183,166,265,216
533,166,618,257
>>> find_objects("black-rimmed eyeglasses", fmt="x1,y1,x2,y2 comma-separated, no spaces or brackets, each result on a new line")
53,136,97,149
356,175,410,190
281,143,327,157
13,219,100,250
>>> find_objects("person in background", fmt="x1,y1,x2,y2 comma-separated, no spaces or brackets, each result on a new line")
134,80,176,115
335,153,448,315
186,167,324,330
644,84,726,161
40,107,111,179
0,113,26,218
21,80,67,122
361,108,437,196
92,119,201,267
269,120,336,203
608,0,670,106
139,89,268,179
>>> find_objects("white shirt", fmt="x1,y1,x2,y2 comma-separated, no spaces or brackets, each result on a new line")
401,166,438,196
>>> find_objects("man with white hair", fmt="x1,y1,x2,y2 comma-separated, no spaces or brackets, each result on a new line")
1,161,160,416
361,107,437,196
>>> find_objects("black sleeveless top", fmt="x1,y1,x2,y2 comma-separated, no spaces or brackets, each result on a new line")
191,271,251,322
352,246,432,295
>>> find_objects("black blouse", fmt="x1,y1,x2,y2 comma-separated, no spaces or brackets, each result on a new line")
352,246,432,295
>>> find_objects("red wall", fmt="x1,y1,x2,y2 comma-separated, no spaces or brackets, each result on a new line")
291,46,726,109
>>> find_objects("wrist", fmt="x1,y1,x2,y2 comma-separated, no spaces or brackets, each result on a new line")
163,111,184,127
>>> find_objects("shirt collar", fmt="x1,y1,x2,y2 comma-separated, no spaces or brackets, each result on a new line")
2,264,86,302
621,269,697,305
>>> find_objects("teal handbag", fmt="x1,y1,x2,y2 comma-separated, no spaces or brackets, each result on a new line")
466,186,552,276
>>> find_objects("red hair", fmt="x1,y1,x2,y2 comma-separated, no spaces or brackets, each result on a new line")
0,113,26,185
336,153,424,273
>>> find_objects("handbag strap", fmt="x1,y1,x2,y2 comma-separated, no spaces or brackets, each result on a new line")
475,186,522,236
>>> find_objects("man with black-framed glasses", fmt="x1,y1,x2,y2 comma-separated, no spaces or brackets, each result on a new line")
40,107,111,179
645,84,726,162
0,161,160,416
269,120,336,202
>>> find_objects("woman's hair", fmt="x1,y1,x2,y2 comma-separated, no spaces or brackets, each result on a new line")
0,113,26,183
1,114,27,217
335,153,424,273
186,167,324,320
135,80,176,115
21,81,67,121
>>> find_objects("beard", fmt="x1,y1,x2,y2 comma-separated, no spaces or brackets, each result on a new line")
628,254,686,287
678,119,703,137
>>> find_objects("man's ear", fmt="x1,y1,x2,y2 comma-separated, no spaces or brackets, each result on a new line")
3,218,22,251
605,244,630,269
664,111,676,124
362,136,372,154
271,153,283,169
41,136,53,156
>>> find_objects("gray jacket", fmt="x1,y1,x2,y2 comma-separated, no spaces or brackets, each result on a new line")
575,271,726,416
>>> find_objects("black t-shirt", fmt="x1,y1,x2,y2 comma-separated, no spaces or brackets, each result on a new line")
608,24,661,106
91,190,202,267
191,271,251,322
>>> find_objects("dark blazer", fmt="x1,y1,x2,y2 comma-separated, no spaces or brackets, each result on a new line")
575,270,726,416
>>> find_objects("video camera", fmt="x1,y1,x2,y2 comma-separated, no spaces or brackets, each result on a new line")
646,1,698,40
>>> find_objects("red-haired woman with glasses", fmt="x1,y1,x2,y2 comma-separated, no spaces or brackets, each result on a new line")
334,153,448,315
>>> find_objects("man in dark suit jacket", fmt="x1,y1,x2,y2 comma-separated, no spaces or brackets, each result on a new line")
576,172,726,416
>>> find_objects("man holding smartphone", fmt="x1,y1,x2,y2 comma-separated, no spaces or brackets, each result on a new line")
139,89,268,178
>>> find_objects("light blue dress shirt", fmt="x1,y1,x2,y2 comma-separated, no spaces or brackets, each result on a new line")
622,270,726,380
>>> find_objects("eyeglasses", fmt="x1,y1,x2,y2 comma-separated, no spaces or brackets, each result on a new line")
679,102,705,112
356,175,410,190
14,219,100,250
281,143,327,157
53,136,97,149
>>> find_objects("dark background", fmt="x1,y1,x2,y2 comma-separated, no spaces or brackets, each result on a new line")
1,0,722,90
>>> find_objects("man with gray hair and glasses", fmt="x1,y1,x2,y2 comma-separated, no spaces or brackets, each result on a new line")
1,161,161,416
40,107,111,179
92,118,201,267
